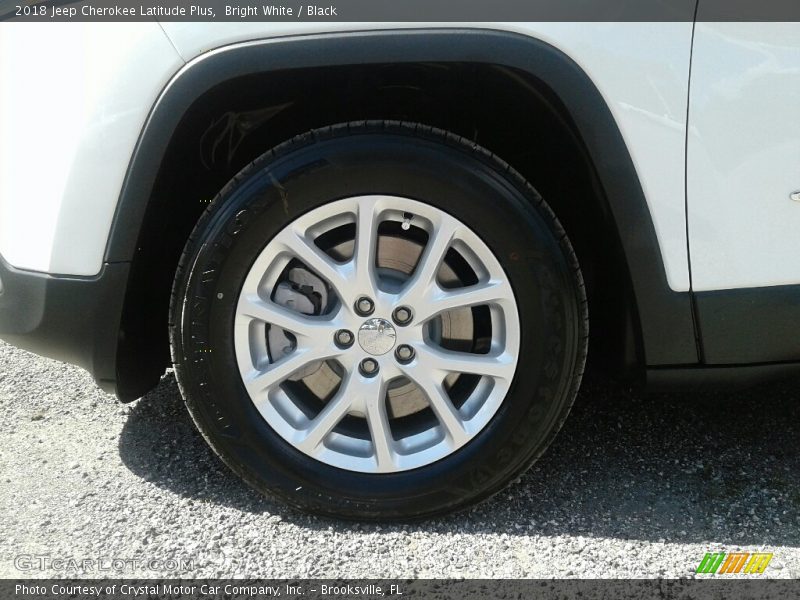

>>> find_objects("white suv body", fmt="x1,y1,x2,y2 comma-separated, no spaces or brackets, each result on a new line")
1,21,798,518
4,23,800,289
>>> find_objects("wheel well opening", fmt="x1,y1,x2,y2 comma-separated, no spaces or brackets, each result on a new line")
118,61,643,399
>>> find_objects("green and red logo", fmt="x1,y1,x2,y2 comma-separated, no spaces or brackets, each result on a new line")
696,552,773,575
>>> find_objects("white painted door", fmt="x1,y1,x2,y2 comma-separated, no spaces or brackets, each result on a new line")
687,22,800,291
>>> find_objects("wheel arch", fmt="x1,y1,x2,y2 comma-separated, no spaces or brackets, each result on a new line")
108,28,697,400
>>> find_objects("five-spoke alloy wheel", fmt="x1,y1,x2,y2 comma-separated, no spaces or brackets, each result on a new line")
171,122,587,519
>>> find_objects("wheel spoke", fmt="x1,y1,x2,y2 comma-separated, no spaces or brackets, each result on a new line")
296,372,356,452
362,377,394,471
239,294,331,339
276,228,350,299
416,344,516,380
401,367,469,445
352,198,380,292
415,280,511,323
400,216,461,305
243,346,333,396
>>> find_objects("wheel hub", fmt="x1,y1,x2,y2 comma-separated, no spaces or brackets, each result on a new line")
357,317,397,356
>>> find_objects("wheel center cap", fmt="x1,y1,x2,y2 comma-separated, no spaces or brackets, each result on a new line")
358,318,397,356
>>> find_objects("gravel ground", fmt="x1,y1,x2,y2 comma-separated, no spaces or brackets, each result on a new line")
1,339,799,579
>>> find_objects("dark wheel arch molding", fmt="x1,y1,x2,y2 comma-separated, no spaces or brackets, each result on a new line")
106,28,698,397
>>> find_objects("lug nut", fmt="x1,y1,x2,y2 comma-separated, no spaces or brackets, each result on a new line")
395,345,415,363
355,296,375,316
392,306,413,326
334,329,354,348
360,358,380,377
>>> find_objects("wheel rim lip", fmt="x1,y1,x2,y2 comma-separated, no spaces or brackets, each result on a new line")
233,195,521,474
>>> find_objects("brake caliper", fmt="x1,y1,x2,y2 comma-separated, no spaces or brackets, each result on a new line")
267,267,329,380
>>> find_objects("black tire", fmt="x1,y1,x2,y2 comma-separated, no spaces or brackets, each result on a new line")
170,121,588,520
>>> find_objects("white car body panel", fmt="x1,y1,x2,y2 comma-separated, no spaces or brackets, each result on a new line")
687,22,800,291
0,22,693,290
0,23,183,276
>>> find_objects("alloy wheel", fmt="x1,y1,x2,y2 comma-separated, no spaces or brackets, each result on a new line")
233,195,520,473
